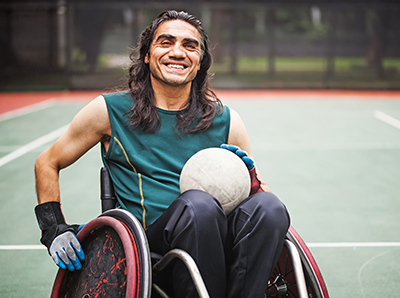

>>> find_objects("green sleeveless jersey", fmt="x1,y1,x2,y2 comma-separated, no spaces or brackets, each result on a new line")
101,91,230,227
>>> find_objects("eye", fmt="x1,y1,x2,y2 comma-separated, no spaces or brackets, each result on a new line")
160,40,173,47
184,43,197,50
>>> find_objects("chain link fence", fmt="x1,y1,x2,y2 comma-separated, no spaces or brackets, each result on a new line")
1,1,399,91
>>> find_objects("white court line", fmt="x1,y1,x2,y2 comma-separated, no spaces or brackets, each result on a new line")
357,250,392,298
0,245,45,250
0,124,69,168
374,110,400,130
0,99,56,122
253,143,400,151
1,242,400,251
307,242,400,248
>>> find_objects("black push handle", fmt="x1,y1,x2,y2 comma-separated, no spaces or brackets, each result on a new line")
100,167,117,213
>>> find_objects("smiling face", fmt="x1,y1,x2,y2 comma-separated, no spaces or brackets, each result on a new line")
144,20,202,89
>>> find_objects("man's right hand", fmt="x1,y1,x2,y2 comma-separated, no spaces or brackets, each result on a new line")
49,230,85,271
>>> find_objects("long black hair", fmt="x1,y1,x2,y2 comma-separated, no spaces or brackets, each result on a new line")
126,10,222,134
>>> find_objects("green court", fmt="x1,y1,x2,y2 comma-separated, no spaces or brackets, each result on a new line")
0,90,399,297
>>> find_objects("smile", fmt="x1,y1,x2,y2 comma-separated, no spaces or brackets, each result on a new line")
166,64,186,70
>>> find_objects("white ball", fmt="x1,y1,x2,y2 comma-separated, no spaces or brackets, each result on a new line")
180,147,251,214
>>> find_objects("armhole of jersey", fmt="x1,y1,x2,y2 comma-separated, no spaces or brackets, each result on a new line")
102,94,115,159
224,105,231,143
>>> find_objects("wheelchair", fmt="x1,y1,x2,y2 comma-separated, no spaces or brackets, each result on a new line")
51,168,329,298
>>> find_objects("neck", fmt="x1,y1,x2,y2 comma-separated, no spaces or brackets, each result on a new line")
151,78,192,111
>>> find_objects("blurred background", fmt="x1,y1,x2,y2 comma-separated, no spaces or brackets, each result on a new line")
1,0,399,91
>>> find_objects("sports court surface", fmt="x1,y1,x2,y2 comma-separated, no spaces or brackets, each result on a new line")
0,89,399,297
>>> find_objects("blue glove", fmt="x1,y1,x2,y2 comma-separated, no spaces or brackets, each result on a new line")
220,144,254,170
220,144,264,194
49,231,85,271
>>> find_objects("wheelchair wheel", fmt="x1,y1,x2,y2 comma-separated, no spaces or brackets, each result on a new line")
100,209,152,298
51,214,152,298
265,226,329,298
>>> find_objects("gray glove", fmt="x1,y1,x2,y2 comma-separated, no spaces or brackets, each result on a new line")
49,230,85,271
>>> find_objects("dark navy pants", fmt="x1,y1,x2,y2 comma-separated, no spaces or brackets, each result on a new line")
145,190,290,298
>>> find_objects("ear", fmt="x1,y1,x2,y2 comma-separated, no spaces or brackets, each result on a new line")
144,54,149,64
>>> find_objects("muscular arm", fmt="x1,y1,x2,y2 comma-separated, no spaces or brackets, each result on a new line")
35,95,111,204
227,108,272,192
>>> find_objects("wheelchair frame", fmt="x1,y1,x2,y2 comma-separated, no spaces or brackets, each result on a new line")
51,168,329,298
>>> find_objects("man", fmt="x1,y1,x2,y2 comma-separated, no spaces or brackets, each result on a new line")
34,10,290,298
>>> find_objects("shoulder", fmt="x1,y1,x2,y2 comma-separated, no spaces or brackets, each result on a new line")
102,90,132,102
229,108,244,133
83,95,108,117
229,107,239,121
68,95,111,139
102,90,134,113
227,108,251,153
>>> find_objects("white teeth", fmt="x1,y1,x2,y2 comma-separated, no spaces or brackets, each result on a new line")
168,64,184,69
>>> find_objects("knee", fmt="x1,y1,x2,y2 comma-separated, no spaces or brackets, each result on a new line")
177,190,226,223
170,190,227,244
248,192,291,232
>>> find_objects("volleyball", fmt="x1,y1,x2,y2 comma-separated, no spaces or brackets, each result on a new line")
179,147,251,214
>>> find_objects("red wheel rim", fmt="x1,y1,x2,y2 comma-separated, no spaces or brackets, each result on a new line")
288,226,329,298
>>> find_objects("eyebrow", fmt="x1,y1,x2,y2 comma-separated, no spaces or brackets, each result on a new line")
155,34,199,47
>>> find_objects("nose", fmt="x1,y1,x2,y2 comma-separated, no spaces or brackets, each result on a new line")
169,43,186,59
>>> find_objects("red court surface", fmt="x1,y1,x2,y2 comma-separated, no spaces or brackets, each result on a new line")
216,89,400,99
1,90,400,115
0,91,100,114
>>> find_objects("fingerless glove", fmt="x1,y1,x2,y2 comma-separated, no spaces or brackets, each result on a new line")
34,201,80,250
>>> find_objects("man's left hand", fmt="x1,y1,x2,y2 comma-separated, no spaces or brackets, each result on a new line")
220,144,254,170
220,144,264,195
